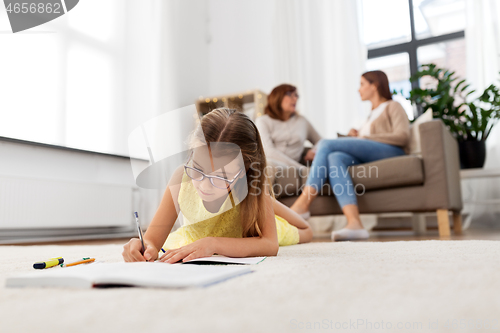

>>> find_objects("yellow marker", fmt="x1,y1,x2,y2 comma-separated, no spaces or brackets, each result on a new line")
33,257,64,269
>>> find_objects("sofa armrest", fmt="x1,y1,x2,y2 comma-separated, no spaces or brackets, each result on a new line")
419,120,463,211
266,159,308,198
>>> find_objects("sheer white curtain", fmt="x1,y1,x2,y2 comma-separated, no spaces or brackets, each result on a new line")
0,0,128,154
465,0,500,227
0,0,203,157
273,0,367,138
272,0,374,233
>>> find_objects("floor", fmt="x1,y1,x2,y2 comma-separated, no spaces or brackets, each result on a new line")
8,225,500,247
3,238,500,333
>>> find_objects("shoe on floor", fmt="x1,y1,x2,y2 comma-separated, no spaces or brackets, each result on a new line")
331,228,369,241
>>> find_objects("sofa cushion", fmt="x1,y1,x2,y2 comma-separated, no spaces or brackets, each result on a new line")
272,165,308,198
272,155,424,198
348,155,424,192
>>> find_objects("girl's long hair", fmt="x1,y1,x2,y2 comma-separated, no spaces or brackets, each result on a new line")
192,108,270,237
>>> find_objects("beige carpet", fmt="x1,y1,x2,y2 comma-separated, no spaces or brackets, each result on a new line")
1,240,500,333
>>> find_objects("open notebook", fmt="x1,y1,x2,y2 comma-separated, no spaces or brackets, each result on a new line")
6,262,252,289
180,255,266,265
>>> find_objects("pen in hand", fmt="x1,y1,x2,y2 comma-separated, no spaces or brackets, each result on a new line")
134,211,146,257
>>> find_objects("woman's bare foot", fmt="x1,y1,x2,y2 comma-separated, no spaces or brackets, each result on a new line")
330,204,368,240
342,205,365,229
290,199,310,220
290,199,309,215
290,186,317,215
345,219,364,230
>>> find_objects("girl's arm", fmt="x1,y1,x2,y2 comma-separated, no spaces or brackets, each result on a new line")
272,199,313,243
159,191,279,263
122,166,183,262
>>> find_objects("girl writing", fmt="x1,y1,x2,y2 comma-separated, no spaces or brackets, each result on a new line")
122,108,312,263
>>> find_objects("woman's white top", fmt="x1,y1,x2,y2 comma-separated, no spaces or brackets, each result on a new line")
255,113,321,168
358,101,389,137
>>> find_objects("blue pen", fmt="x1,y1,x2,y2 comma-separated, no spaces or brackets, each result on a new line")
134,212,146,254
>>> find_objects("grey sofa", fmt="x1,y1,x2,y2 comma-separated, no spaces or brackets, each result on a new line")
270,119,463,237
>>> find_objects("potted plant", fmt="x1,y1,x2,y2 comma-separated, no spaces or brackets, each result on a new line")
409,63,500,169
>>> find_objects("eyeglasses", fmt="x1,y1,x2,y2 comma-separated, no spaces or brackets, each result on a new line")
184,152,243,189
285,91,299,98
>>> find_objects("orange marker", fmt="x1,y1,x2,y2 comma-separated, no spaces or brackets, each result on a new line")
60,257,95,267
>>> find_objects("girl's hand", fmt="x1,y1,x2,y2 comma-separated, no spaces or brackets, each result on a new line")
158,238,216,264
122,238,159,262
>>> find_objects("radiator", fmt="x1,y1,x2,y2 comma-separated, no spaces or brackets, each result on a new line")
0,175,134,230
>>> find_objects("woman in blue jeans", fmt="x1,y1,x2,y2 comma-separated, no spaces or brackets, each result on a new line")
290,71,410,241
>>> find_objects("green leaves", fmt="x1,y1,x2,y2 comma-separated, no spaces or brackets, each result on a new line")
409,64,500,142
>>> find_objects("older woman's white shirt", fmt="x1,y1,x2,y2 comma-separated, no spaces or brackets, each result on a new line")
255,113,322,168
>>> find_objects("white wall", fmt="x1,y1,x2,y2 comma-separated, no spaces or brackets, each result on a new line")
206,0,277,96
0,0,288,236
0,140,160,233
123,0,210,152
124,0,277,116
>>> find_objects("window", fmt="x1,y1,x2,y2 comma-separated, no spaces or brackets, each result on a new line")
362,0,466,118
0,0,127,155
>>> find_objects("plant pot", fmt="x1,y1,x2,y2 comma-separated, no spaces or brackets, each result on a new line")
458,140,486,169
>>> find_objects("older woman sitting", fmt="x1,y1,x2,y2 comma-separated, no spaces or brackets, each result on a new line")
256,84,322,169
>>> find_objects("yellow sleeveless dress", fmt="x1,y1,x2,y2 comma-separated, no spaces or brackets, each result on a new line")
163,172,299,250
